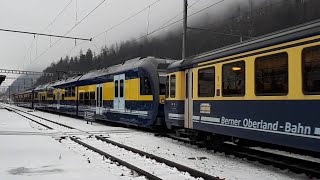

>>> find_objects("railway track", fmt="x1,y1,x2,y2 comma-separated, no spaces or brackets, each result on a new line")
5,104,320,179
163,134,320,179
3,104,220,180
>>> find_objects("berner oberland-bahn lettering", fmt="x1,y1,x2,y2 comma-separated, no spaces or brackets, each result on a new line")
220,116,315,136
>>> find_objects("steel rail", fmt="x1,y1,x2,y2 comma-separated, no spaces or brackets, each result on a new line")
70,137,162,180
4,108,53,130
95,135,221,180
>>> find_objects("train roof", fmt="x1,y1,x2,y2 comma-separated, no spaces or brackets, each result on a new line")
79,57,174,81
52,75,82,88
34,83,51,91
53,56,175,88
169,19,320,71
13,89,33,95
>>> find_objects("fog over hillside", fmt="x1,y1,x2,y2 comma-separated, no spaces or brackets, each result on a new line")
8,0,320,94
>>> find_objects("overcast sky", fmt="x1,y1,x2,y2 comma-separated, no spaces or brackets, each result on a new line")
0,0,251,86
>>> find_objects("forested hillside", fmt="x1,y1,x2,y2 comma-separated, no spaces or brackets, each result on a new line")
21,0,320,87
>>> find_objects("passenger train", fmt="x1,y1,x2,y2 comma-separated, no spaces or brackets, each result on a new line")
14,20,320,153
15,57,173,128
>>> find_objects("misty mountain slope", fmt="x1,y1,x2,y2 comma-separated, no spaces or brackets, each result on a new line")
26,0,320,86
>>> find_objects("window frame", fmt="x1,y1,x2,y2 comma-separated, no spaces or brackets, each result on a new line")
165,76,169,98
302,45,320,95
90,91,96,106
79,92,84,105
170,74,176,98
115,80,119,97
198,66,215,98
255,52,289,96
222,60,246,97
185,72,188,98
140,75,152,95
119,79,124,98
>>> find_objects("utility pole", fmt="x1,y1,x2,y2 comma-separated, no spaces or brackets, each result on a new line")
182,0,188,59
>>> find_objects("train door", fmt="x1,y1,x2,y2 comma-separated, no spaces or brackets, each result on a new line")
96,84,103,115
57,89,60,110
114,74,125,110
184,69,193,129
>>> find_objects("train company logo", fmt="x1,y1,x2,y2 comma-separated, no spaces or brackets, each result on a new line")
200,103,211,114
194,116,320,137
220,117,314,136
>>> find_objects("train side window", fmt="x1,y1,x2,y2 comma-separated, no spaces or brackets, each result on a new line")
84,92,89,105
90,91,95,106
192,73,193,98
170,75,176,98
99,87,103,107
198,67,215,97
222,61,245,96
140,76,152,95
115,81,119,97
71,87,75,97
185,72,188,98
159,76,166,95
165,76,169,98
65,87,70,97
79,93,84,105
120,79,124,98
302,45,320,94
255,52,288,96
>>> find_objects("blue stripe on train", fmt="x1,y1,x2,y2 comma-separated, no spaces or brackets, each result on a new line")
192,100,320,152
164,100,185,128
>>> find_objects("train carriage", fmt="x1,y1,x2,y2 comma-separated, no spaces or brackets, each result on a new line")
165,20,320,153
52,76,81,115
13,90,33,108
53,57,174,128
33,83,51,110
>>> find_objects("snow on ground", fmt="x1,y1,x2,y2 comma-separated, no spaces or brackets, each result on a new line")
6,104,310,180
0,108,121,180
107,132,307,180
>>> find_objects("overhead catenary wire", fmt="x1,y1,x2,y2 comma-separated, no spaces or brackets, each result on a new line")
21,0,74,72
0,28,91,41
136,0,225,41
26,0,107,68
155,0,202,31
29,0,228,71
41,0,74,34
135,0,290,42
92,0,161,40
44,0,291,73
61,0,200,65
91,0,203,62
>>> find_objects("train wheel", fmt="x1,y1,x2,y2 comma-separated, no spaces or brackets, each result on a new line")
205,135,224,151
